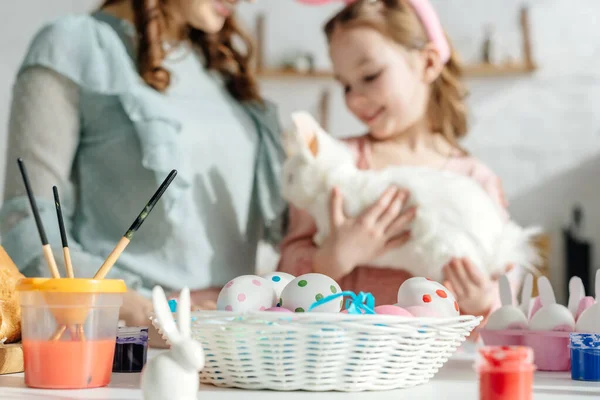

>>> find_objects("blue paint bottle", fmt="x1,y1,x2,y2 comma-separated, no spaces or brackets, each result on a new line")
570,333,600,381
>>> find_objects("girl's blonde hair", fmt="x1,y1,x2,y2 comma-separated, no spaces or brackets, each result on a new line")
325,0,468,146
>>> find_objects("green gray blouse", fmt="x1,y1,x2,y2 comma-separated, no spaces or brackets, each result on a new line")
0,11,286,297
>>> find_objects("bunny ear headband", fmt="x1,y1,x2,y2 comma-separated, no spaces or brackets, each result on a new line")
296,0,450,64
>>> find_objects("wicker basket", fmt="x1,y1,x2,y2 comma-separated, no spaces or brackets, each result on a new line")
153,311,481,392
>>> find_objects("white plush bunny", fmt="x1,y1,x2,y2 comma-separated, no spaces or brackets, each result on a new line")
282,111,541,281
141,286,205,400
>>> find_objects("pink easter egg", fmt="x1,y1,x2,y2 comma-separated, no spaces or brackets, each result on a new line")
530,296,542,319
576,296,595,321
374,305,413,317
265,307,292,313
405,305,441,318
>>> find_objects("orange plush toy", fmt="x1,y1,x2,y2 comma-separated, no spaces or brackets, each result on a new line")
0,246,24,344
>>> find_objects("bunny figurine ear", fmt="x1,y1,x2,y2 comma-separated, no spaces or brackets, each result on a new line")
177,287,191,338
537,276,556,307
152,285,181,344
291,111,319,157
520,273,533,317
568,276,585,318
499,275,513,306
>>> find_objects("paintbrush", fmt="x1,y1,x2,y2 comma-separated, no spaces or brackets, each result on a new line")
94,170,177,279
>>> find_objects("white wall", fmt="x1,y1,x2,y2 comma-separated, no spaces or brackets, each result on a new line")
2,0,600,301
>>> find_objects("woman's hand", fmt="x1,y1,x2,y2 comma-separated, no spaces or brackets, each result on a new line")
443,258,514,316
148,288,220,348
119,289,154,328
313,186,416,280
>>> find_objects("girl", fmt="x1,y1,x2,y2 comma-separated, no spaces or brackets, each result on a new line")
1,0,285,327
278,0,517,320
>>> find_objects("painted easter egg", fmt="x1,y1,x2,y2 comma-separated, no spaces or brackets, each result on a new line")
280,273,342,313
396,277,459,318
262,272,295,300
217,275,277,312
374,305,413,317
404,305,441,318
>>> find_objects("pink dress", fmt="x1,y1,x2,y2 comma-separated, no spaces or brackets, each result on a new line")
277,136,518,328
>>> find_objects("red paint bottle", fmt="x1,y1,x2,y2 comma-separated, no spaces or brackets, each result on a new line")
477,346,535,400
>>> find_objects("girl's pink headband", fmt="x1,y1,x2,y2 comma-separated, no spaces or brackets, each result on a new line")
298,0,451,64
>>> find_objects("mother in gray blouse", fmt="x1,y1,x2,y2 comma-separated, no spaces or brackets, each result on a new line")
1,0,285,326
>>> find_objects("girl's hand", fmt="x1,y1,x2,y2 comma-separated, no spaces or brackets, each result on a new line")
442,258,514,316
187,287,221,307
313,186,416,280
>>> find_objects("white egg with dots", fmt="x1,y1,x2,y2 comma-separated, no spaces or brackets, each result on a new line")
280,273,342,313
396,277,459,318
262,272,295,301
217,275,277,312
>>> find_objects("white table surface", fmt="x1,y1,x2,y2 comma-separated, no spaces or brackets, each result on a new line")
2,346,600,399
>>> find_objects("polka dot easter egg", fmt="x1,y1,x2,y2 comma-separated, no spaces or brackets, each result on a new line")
262,272,295,301
217,275,277,312
396,277,459,318
280,273,342,313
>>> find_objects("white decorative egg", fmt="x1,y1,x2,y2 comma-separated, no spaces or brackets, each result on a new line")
486,307,528,330
575,270,600,332
217,275,277,312
396,277,459,318
575,302,600,332
529,276,575,331
280,273,342,313
485,274,528,330
529,304,575,331
262,272,295,300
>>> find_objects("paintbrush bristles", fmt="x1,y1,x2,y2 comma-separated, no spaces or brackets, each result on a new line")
53,186,74,278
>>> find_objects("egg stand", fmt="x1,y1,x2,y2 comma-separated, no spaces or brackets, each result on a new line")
18,159,178,341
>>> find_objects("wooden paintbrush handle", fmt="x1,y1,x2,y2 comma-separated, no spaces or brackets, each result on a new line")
93,237,130,280
63,247,74,278
42,244,60,279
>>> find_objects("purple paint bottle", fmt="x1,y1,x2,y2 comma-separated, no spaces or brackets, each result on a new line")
112,327,149,373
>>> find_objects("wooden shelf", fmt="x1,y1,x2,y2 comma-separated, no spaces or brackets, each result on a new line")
257,62,536,80
255,7,537,81
462,63,537,77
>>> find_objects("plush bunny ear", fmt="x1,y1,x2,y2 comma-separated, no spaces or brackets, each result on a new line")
499,275,513,307
177,287,191,338
537,276,556,307
152,285,181,344
568,276,585,318
520,273,533,317
291,111,319,157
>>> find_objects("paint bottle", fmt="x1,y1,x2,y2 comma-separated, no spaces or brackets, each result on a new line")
476,346,535,400
112,327,149,373
570,333,600,381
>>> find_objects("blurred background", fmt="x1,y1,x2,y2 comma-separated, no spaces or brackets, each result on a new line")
2,0,600,302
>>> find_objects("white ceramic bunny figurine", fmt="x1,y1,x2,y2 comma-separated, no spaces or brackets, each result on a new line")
282,111,542,281
141,286,205,400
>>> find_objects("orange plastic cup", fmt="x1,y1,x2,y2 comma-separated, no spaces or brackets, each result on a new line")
17,278,127,389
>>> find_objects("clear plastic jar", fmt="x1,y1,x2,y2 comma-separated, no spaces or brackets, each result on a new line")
17,278,126,389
